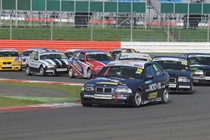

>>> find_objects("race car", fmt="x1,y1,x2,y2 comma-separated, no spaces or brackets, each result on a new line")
80,60,169,107
0,48,22,71
68,50,113,79
20,48,48,67
109,48,138,60
115,53,152,61
26,49,69,76
65,49,82,59
153,55,194,93
182,53,210,84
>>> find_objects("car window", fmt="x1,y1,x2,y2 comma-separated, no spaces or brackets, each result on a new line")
152,64,163,76
29,51,36,59
0,51,19,57
145,65,156,77
79,52,85,61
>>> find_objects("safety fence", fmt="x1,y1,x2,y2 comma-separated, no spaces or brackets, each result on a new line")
0,40,121,52
0,40,209,53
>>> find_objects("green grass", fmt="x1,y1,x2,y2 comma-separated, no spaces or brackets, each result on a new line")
0,96,43,107
0,81,83,107
171,28,210,42
0,27,168,42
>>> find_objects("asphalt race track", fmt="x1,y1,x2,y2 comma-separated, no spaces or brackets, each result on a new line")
0,69,210,140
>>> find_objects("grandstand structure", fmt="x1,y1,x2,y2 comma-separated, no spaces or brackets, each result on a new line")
0,0,209,29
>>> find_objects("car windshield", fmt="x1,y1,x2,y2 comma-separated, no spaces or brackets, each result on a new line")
120,58,148,61
97,66,144,79
65,52,74,57
40,53,66,60
0,51,19,57
87,54,112,61
155,60,189,71
21,51,33,56
111,51,121,57
188,56,210,65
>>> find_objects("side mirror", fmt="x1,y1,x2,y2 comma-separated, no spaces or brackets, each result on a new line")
91,72,97,78
146,75,154,80
80,58,85,61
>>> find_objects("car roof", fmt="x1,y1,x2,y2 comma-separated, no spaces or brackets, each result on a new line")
23,48,48,51
0,48,18,52
183,52,210,56
153,55,187,60
110,48,133,51
65,49,82,52
106,60,150,69
119,53,151,58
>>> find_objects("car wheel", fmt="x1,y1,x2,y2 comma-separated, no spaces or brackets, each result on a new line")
87,68,92,79
133,90,142,107
68,67,75,78
190,83,195,94
26,66,32,76
39,66,45,76
81,102,92,107
161,88,169,104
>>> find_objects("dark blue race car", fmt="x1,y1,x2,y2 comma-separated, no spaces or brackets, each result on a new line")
80,60,170,107
153,55,194,94
182,53,210,84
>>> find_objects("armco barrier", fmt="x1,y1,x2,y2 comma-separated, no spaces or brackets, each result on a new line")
0,40,120,52
121,42,210,53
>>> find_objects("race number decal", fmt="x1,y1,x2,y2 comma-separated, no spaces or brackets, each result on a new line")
136,68,143,73
181,61,187,66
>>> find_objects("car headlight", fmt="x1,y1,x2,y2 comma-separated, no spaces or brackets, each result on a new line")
82,86,94,92
115,88,132,93
47,65,55,68
178,76,190,82
194,70,204,75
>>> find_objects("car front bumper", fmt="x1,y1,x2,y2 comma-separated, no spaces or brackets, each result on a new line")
169,82,193,93
80,92,135,106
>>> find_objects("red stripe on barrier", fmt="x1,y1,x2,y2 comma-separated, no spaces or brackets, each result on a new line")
0,40,121,52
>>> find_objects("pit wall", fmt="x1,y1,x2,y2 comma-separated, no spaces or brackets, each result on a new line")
0,40,209,53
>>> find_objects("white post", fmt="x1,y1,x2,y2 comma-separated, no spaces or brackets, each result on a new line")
51,19,53,41
208,14,209,42
130,13,133,42
167,15,169,42
10,12,12,40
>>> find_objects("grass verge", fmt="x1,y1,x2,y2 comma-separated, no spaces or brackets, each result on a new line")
0,81,83,107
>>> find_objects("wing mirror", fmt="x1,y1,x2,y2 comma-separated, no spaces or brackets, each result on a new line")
146,75,154,80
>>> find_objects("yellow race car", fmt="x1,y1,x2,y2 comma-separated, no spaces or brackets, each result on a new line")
0,48,22,71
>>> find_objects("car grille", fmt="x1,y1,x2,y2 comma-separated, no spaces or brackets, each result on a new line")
169,77,176,83
3,62,11,64
96,88,112,93
205,71,210,76
56,65,67,68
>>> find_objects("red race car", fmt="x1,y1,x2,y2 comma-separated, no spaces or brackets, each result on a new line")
68,50,113,79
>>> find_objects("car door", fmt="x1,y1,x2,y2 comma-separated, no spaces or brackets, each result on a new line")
143,64,158,102
29,51,40,72
70,52,85,76
151,63,167,98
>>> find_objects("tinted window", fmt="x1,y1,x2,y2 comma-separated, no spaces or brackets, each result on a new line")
87,54,112,61
145,65,155,77
188,56,210,65
0,51,19,57
98,66,144,79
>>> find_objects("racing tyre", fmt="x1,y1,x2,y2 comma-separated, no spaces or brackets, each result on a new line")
26,66,32,76
190,83,195,94
161,88,169,104
68,67,75,78
87,68,92,79
132,90,142,107
81,102,92,107
39,66,45,76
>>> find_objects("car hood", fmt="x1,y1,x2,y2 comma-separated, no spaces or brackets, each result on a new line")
165,70,191,77
85,77,141,87
190,65,210,71
87,60,110,67
0,57,20,61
